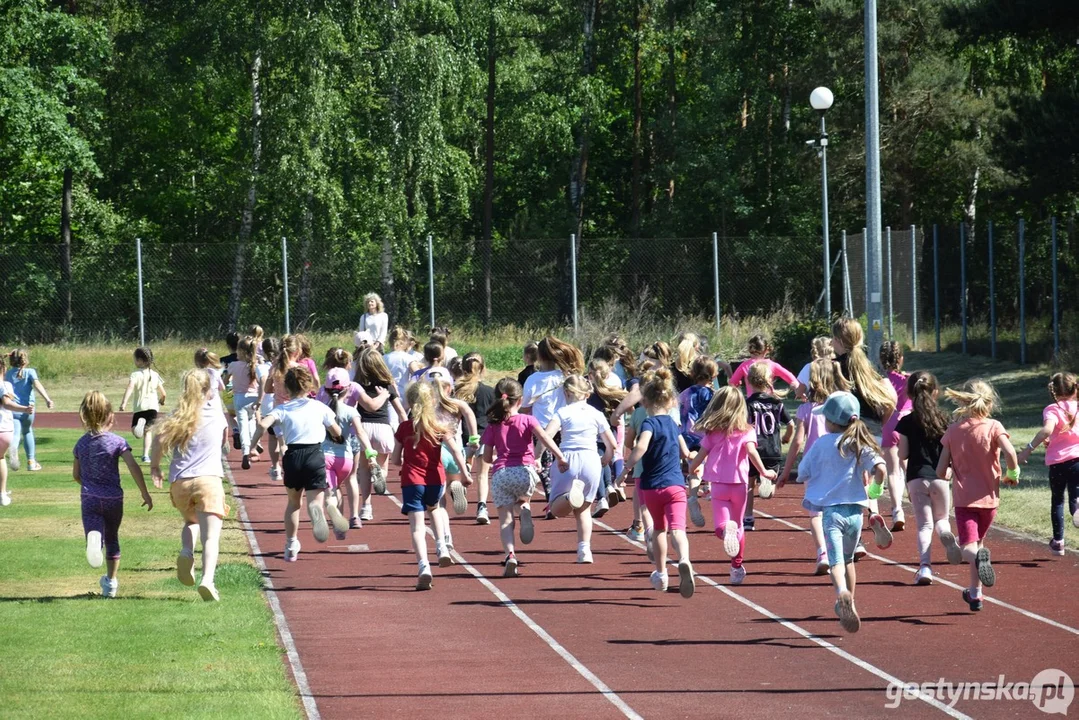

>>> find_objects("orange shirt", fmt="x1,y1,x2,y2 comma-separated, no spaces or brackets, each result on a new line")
941,417,1009,509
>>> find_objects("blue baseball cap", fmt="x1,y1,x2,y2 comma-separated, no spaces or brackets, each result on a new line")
814,391,861,425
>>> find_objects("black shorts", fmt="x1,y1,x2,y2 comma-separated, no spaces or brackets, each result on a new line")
282,444,328,492
131,409,159,430
749,457,782,480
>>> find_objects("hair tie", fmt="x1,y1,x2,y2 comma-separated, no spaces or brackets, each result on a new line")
501,393,508,399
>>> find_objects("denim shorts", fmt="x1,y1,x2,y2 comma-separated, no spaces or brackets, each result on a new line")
822,503,864,567
401,483,444,514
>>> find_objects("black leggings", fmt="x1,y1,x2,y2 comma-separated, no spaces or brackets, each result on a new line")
1050,459,1079,541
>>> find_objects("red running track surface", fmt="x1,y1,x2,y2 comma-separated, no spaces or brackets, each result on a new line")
36,414,1079,718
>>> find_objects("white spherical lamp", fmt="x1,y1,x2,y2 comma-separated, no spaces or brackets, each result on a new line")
810,86,834,112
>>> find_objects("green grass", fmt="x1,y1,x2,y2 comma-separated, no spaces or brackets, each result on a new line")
0,429,301,720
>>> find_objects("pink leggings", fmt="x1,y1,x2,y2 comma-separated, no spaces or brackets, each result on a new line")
711,482,747,568
640,486,688,533
324,453,354,491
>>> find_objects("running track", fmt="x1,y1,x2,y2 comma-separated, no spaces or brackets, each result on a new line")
40,415,1079,718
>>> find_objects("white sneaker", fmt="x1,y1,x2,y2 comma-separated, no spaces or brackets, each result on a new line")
360,504,374,522
8,452,19,471
141,455,151,464
730,565,747,585
721,520,740,558
476,503,490,525
568,479,586,509
592,494,609,518
437,544,454,568
134,418,147,439
86,531,103,568
518,505,535,544
1,491,13,507
449,480,468,515
308,503,330,543
940,531,963,565
678,561,695,598
758,476,775,499
325,498,349,540
649,570,669,592
99,575,118,598
416,563,433,590
914,565,933,585
577,546,593,564
687,492,706,527
269,466,281,482
644,527,655,564
284,537,301,562
197,582,220,601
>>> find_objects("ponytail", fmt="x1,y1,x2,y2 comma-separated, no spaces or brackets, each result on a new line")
832,318,895,419
156,370,211,453
837,417,881,461
488,378,522,424
1049,372,1079,431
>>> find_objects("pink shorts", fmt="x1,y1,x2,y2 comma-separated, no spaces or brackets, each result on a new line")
0,431,11,456
324,453,354,491
955,506,997,546
640,486,688,533
881,410,910,449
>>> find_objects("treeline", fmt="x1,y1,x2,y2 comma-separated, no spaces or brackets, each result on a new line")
1,0,1076,332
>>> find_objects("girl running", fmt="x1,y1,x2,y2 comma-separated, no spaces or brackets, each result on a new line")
937,379,1020,611
430,378,477,546
522,336,585,503
194,347,227,399
74,391,153,599
587,358,627,511
779,358,845,574
255,337,281,478
258,366,344,562
726,335,800,397
795,336,835,398
151,370,229,601
409,341,454,386
743,363,793,530
481,378,565,577
249,325,266,359
544,375,618,564
5,348,54,472
319,376,376,539
429,326,458,363
118,347,166,463
798,391,886,633
454,353,497,525
1018,372,1079,556
296,335,321,389
393,381,471,590
518,341,539,386
896,371,962,585
0,355,34,506
671,333,702,393
254,335,302,480
383,327,416,407
227,337,261,470
879,341,911,531
220,332,241,447
679,356,718,527
688,387,776,585
353,348,407,521
619,368,695,598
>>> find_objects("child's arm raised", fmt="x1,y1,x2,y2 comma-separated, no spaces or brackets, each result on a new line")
354,385,390,412
121,450,153,511
611,386,642,425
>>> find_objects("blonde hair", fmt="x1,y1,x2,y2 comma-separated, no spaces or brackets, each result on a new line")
747,361,787,399
156,370,212,453
275,335,301,378
588,360,627,414
284,366,318,398
832,317,896,419
194,348,221,370
430,377,461,419
538,336,585,375
695,387,749,434
454,353,485,404
388,326,412,352
354,347,394,386
248,325,264,345
7,348,29,379
238,336,258,384
363,292,385,314
945,379,999,420
807,358,847,403
836,417,882,460
296,334,313,360
562,374,593,403
405,381,447,447
79,391,113,434
642,341,671,368
641,367,677,411
674,333,700,374
810,336,834,361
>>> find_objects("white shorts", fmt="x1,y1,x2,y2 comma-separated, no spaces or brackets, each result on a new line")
491,465,539,508
549,450,602,504
362,422,395,455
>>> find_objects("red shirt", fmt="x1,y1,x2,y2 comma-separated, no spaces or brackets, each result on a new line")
394,420,445,487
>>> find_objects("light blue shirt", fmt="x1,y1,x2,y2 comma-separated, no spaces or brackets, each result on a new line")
4,367,37,405
797,432,883,512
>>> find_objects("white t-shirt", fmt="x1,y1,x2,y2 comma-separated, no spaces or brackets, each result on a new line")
270,398,336,445
255,363,274,415
797,362,812,390
522,370,566,427
0,381,15,433
443,346,459,363
168,400,228,481
555,400,608,452
384,350,413,398
359,312,389,344
321,403,359,458
130,368,163,411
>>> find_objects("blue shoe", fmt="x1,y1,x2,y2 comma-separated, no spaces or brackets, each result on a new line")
742,516,756,532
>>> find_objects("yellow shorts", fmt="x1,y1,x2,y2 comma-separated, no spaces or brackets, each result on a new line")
170,476,229,523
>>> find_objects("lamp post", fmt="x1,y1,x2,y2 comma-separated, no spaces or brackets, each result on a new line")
810,86,834,318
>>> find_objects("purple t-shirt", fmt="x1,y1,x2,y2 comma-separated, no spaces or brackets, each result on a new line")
73,432,131,499
797,402,829,454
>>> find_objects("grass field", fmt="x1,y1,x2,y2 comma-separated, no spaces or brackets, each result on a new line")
0,429,300,720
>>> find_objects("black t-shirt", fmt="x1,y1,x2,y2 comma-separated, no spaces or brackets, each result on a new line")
471,383,495,434
517,365,536,386
895,413,943,481
835,353,884,423
672,365,694,393
746,392,790,463
359,382,398,424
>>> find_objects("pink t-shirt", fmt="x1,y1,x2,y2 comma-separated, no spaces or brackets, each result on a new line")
699,428,757,485
796,402,829,453
1044,401,1079,466
888,371,912,413
481,413,540,474
228,361,259,396
728,358,797,393
941,418,1009,509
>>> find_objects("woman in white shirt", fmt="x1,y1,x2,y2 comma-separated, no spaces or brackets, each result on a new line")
358,293,389,350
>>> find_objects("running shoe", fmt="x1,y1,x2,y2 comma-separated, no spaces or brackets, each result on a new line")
371,465,388,495
814,551,830,576
678,561,695,598
569,480,586,510
1050,538,1066,556
308,504,330,543
269,466,281,481
503,553,519,577
176,552,195,586
349,517,363,530
416,563,433,590
891,508,906,532
86,531,103,569
138,457,149,465
360,504,374,522
757,476,775,500
687,492,706,528
519,505,535,544
577,546,594,564
284,538,301,562
721,521,740,558
436,544,454,568
476,502,490,525
592,494,609,519
975,547,995,587
853,543,867,561
134,418,147,439
729,565,746,586
962,588,982,611
869,513,893,549
197,582,220,602
325,499,349,540
742,516,755,532
626,524,645,543
940,531,962,565
449,480,468,515
834,590,860,632
606,485,621,507
649,570,669,592
99,575,118,599
0,491,10,507
241,454,251,471
914,565,933,586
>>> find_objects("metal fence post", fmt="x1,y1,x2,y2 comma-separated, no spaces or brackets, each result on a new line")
570,233,579,333
933,224,940,352
842,230,853,315
910,224,917,348
281,236,291,334
885,226,893,339
427,233,435,328
862,227,868,313
960,221,967,354
136,237,145,345
1019,218,1026,365
1052,216,1059,360
712,232,721,334
988,220,995,360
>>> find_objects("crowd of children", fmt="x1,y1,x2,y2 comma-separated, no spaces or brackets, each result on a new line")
5,301,1073,629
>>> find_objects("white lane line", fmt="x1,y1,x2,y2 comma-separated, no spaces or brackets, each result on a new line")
224,461,322,720
386,496,643,720
594,520,972,720
756,510,1079,637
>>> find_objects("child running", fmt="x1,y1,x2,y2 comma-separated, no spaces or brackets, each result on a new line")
797,391,886,633
255,338,281,478
74,391,153,598
680,356,718,527
220,332,241,447
0,356,34,506
726,335,800,397
118,347,166,463
482,378,565,577
879,341,911,531
1018,372,1079,556
896,371,962,585
393,382,471,589
688,387,776,585
619,368,695,598
743,362,793,530
522,336,585,506
544,375,619,564
320,374,376,540
352,347,406,520
937,379,1020,611
228,337,261,470
258,366,344,561
5,348,55,471
151,370,229,601
429,378,477,550
453,353,497,525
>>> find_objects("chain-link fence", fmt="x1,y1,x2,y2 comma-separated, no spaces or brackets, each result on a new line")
840,226,924,346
